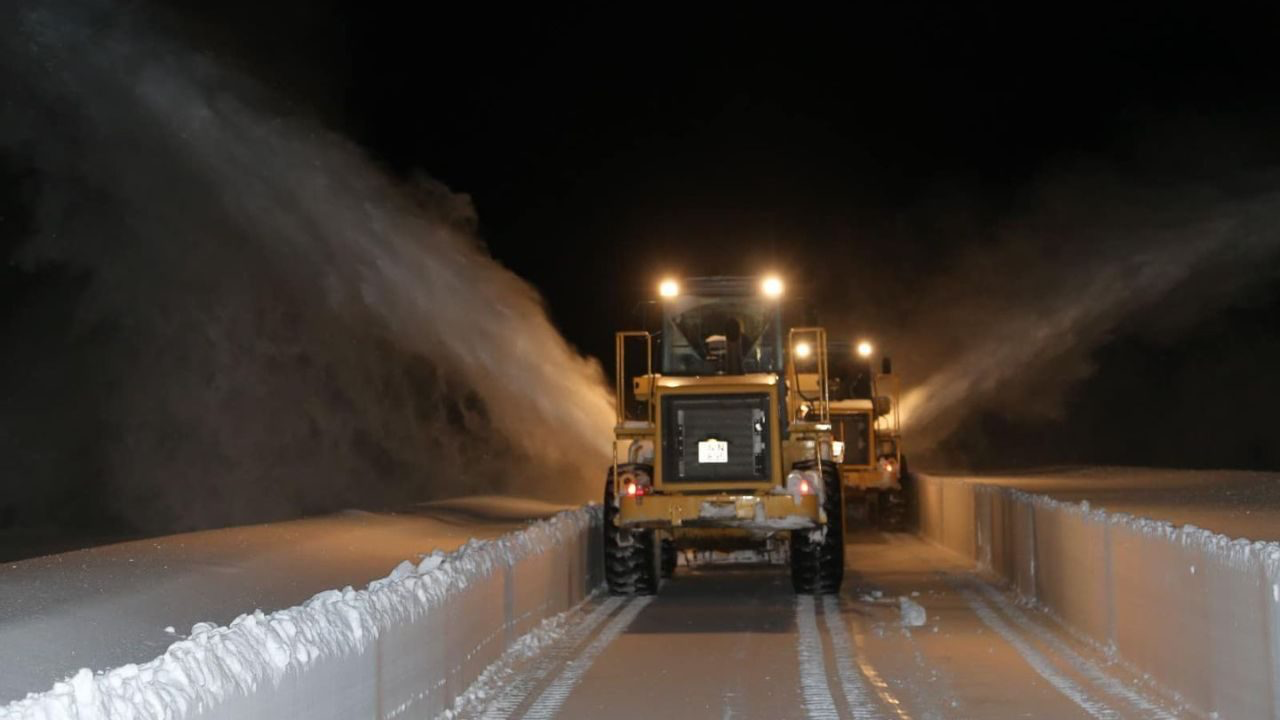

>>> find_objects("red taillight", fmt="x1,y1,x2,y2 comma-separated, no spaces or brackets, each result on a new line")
619,469,652,498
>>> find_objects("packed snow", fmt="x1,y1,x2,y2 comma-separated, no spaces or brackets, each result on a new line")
983,481,1280,577
0,503,596,720
897,596,927,627
941,466,1280,542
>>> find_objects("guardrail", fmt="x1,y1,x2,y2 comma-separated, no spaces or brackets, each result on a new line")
917,473,1280,720
1,507,602,720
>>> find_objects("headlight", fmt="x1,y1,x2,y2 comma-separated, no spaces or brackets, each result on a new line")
794,341,812,359
659,279,679,298
761,276,784,298
856,340,873,358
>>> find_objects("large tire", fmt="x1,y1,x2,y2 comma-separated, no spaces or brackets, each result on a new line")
790,460,845,594
604,468,660,595
881,489,907,530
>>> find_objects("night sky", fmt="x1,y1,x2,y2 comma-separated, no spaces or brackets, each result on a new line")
4,0,1280,542
276,3,1280,470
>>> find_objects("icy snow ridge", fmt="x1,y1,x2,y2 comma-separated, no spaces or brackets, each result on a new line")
997,485,1280,576
0,506,599,720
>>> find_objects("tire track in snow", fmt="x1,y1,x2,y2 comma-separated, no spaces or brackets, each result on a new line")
958,586,1120,720
973,582,1177,720
471,596,625,720
795,595,840,719
819,595,885,720
520,595,652,720
849,622,917,720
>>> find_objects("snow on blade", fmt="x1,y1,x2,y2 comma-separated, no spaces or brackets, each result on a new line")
0,507,598,720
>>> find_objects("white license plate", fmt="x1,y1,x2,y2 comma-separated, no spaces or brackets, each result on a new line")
697,440,728,463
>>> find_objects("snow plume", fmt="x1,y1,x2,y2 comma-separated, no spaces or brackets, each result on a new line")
0,1,614,532
896,179,1280,451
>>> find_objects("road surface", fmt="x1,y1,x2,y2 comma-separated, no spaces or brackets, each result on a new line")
457,531,1184,720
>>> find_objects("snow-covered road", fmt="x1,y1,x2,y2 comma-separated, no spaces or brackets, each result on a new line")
453,532,1182,720
6,467,1275,718
0,497,573,706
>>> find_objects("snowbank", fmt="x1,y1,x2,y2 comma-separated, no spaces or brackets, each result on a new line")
917,473,1280,719
0,506,601,720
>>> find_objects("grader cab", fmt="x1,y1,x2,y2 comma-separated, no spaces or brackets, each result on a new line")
604,276,843,595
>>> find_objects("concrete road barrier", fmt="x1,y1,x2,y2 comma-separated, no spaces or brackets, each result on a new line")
196,508,603,720
1,507,602,720
917,473,1280,719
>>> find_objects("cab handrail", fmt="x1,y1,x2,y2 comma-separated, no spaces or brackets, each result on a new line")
615,331,653,425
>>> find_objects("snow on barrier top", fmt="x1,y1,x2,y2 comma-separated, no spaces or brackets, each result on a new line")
0,506,598,720
993,485,1280,577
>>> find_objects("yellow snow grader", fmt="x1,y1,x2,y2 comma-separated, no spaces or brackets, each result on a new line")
605,276,843,595
826,340,910,528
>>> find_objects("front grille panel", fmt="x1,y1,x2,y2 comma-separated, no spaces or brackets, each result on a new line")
836,414,872,466
661,393,772,484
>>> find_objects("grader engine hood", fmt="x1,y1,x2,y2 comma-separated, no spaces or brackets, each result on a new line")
652,374,782,491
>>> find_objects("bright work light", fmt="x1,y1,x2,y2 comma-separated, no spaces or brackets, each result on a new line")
761,276,784,298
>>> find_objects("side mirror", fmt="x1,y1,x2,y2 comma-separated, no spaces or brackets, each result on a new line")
881,356,893,375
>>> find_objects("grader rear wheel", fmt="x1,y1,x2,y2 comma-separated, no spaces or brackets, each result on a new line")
603,469,660,596
790,461,845,594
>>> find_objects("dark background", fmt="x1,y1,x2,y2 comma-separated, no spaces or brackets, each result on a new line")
6,2,1280,484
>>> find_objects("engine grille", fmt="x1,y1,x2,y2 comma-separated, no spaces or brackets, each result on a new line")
835,413,872,466
661,393,772,485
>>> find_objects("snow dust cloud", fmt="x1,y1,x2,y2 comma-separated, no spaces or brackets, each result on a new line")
890,178,1280,453
0,0,614,533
